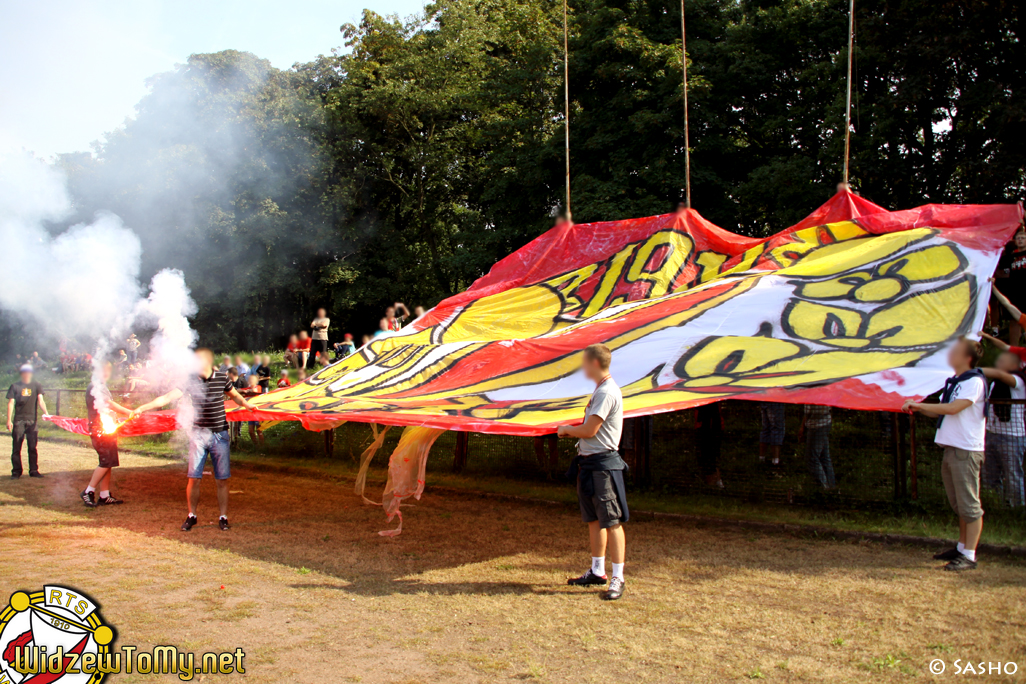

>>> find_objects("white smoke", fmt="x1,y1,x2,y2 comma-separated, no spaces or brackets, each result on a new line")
0,150,199,417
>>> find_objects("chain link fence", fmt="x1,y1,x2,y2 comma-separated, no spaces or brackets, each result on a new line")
46,388,1026,512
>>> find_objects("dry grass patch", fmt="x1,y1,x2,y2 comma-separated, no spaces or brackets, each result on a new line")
1,436,1025,682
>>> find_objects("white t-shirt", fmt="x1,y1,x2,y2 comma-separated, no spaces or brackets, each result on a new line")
986,375,1026,436
934,375,987,452
578,378,623,455
311,317,330,341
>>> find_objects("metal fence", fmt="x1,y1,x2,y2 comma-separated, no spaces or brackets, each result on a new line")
45,388,1026,511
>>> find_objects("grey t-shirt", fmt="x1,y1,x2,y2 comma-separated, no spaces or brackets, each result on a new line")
578,378,623,455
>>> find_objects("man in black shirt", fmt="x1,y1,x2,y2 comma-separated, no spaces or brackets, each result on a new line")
80,362,135,506
133,348,257,531
6,364,48,478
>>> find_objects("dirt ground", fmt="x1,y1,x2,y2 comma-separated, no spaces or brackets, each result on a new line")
2,436,1025,683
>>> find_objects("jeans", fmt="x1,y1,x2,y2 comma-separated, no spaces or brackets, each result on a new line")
983,431,1025,508
11,421,39,476
805,426,835,488
187,430,231,480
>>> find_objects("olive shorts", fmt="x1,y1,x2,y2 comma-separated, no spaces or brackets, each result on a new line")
941,446,984,522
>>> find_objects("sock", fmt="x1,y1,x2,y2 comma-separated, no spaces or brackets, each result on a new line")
99,490,109,499
188,512,197,519
962,548,976,562
611,562,624,580
85,486,95,494
957,542,966,554
220,515,227,521
591,557,605,576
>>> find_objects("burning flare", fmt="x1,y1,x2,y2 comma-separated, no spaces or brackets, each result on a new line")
98,412,119,435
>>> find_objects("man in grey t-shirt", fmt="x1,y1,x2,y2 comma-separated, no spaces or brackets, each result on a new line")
558,343,628,600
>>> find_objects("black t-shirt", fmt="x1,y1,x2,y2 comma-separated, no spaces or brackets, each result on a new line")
999,248,1026,305
185,370,234,433
255,364,271,389
85,383,113,435
7,381,43,424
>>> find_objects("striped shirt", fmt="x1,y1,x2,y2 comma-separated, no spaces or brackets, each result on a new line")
186,370,234,432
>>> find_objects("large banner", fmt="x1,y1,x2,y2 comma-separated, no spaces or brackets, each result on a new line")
44,191,1024,439
237,191,1022,434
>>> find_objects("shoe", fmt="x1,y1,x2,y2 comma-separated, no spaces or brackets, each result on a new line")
933,547,961,561
219,517,230,531
29,472,43,478
97,495,124,505
80,490,96,507
567,569,607,586
943,554,978,572
181,515,198,531
602,576,625,601
10,474,20,479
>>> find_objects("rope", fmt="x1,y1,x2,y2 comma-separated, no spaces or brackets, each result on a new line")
562,0,572,220
680,0,691,209
842,0,855,186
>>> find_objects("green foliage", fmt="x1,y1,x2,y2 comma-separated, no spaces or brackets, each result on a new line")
48,0,1023,352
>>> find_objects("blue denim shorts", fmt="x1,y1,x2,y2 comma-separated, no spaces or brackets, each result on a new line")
187,429,231,480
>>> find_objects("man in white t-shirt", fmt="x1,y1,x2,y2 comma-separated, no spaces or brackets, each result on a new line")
902,336,986,571
558,343,628,600
981,351,1026,507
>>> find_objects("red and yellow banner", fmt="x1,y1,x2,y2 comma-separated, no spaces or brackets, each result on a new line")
240,190,1023,434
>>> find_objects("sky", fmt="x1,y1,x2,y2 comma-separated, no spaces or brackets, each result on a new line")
0,0,426,158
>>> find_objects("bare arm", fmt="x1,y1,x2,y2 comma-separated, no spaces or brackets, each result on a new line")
557,414,605,439
6,398,13,430
992,283,1022,320
902,398,972,417
981,367,1020,387
981,330,1011,351
227,387,257,411
107,400,134,417
37,394,48,416
134,388,184,413
395,302,410,319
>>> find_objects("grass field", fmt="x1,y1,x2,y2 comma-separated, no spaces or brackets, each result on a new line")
3,435,1026,683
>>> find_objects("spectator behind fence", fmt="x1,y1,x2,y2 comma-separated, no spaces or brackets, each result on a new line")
311,308,331,361
695,402,724,488
234,355,250,380
277,369,291,389
996,229,1026,344
989,280,1026,341
297,368,308,382
374,318,389,338
902,336,986,572
534,434,559,473
800,405,835,489
361,334,372,346
385,302,410,331
759,403,786,466
126,333,141,363
413,305,425,319
297,330,312,368
334,334,356,360
7,364,47,478
256,354,272,392
284,334,300,368
560,343,627,601
219,355,231,373
981,351,1026,507
228,367,244,445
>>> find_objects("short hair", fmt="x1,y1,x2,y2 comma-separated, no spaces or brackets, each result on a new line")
957,335,982,368
583,343,612,370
